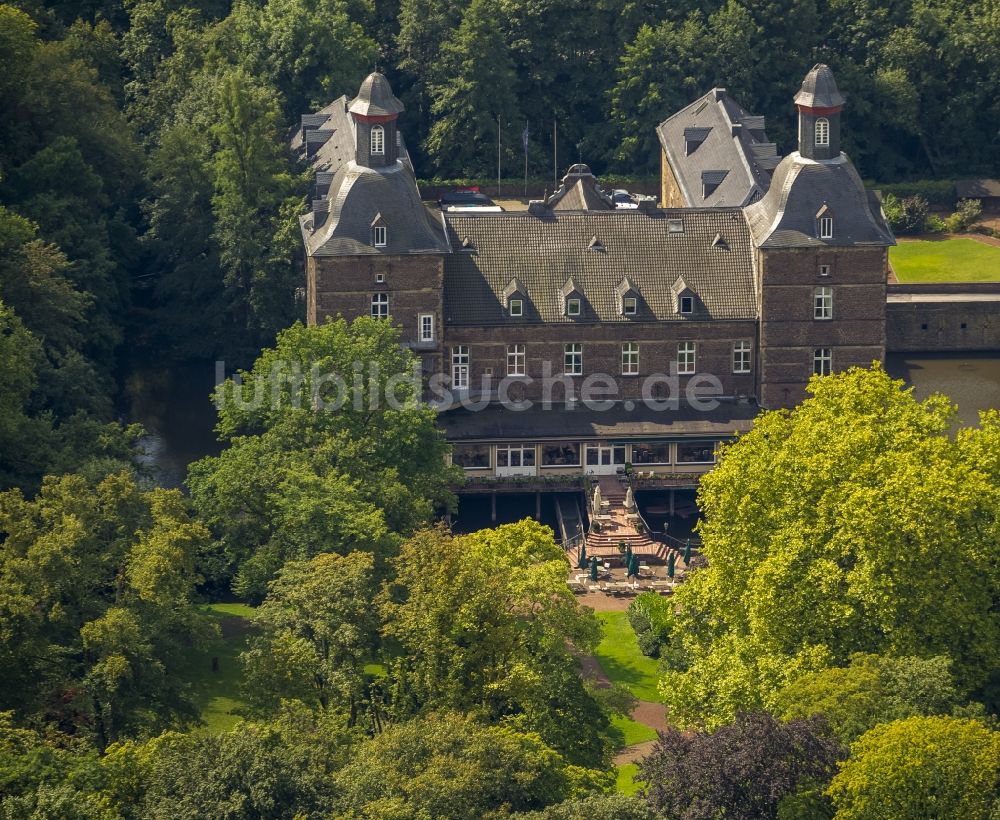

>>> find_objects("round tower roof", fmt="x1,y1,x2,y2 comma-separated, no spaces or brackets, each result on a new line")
349,72,405,117
793,64,845,109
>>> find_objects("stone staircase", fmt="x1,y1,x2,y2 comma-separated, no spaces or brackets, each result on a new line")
570,476,671,564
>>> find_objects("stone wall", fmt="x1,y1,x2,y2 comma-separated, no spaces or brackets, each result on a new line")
886,283,1000,352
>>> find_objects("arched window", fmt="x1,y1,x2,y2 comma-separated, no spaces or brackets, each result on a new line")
370,125,385,155
815,118,830,147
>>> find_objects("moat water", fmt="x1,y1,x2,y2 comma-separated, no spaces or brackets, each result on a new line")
125,355,1000,489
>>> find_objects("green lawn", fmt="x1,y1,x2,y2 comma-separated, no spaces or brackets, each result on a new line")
184,603,255,733
611,713,658,747
594,612,662,703
615,763,643,796
890,238,1000,282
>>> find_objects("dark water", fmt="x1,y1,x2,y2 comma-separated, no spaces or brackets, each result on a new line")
124,361,223,489
885,353,1000,428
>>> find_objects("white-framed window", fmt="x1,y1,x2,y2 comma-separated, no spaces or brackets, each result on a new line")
371,125,385,155
818,264,831,277
564,343,582,375
813,347,832,376
814,286,833,320
622,343,639,375
509,298,523,317
371,292,388,319
815,117,830,147
680,295,694,314
506,344,525,376
677,341,696,375
373,225,387,247
496,444,535,468
819,216,833,239
566,298,581,317
623,296,637,315
451,345,469,388
375,272,385,283
733,341,752,374
419,313,434,342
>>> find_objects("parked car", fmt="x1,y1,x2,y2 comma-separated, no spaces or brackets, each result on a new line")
438,189,496,209
612,189,638,209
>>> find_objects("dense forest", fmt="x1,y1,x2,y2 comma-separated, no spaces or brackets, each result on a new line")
2,1,1000,817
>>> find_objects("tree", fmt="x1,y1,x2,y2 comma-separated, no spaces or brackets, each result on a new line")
330,712,606,819
380,521,615,767
242,552,378,722
0,472,212,749
423,0,520,177
659,366,1000,728
517,793,656,820
187,317,459,598
827,716,1000,819
639,711,843,820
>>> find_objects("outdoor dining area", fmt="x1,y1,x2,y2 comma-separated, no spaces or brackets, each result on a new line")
565,540,691,597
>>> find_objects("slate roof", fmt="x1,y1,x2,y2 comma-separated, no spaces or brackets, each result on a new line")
348,72,405,117
794,64,846,109
438,399,761,441
442,208,756,325
301,161,449,256
657,89,780,207
545,165,613,210
744,152,895,248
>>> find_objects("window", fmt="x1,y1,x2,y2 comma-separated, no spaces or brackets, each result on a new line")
564,343,582,375
371,293,388,319
680,295,695,314
542,443,580,467
814,286,833,320
815,117,829,147
497,444,535,468
370,125,385,155
452,346,469,388
506,344,525,376
818,264,831,277
509,298,523,317
419,314,434,342
819,216,833,239
452,444,489,469
375,273,385,283
677,441,716,464
677,341,696,375
813,348,832,376
373,225,387,247
566,298,581,317
622,343,639,375
733,341,752,374
623,296,637,315
631,442,670,465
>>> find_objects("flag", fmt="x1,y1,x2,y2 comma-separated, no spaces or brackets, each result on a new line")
522,123,529,155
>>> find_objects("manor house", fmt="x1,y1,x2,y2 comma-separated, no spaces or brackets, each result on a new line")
294,65,894,484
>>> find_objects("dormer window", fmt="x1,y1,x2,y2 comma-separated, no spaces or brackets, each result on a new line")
567,298,581,317
509,298,523,317
373,225,387,247
502,278,527,317
623,297,637,315
616,276,640,317
680,296,694,314
815,118,829,147
371,125,385,155
560,278,584,318
819,216,833,239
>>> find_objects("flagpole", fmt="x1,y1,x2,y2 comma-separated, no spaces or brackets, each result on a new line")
497,115,501,200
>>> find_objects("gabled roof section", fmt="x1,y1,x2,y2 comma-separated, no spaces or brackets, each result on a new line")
657,89,780,207
502,277,526,303
441,209,756,325
560,277,582,298
545,165,613,211
744,152,895,249
615,276,638,297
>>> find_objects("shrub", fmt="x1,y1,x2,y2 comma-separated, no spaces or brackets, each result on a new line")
924,214,947,233
628,591,673,658
883,193,930,235
956,198,983,229
876,179,956,208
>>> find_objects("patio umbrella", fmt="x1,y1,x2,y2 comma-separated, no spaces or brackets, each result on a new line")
624,543,633,566
593,484,602,514
589,556,599,582
625,487,634,510
630,553,640,578
578,542,588,569
683,539,692,565
667,552,676,579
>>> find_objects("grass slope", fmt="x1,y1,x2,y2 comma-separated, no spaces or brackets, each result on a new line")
615,763,643,796
594,612,662,702
611,713,658,747
890,238,1000,282
184,603,255,733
